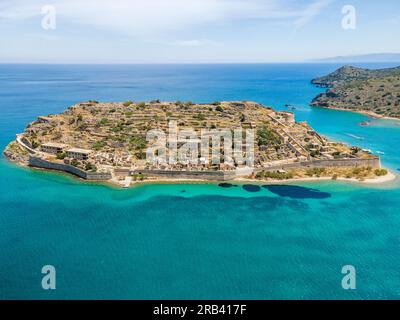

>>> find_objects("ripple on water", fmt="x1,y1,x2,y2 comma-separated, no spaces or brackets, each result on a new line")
262,185,331,199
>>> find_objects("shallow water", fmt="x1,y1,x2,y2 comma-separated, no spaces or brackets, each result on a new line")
1,63,400,299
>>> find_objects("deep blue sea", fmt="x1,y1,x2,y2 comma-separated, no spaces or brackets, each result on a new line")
1,63,400,299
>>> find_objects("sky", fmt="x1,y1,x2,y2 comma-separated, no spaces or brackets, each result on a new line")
0,0,399,63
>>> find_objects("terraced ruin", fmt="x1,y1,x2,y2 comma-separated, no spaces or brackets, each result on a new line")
4,100,383,186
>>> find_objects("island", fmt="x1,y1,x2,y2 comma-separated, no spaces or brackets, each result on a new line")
310,65,400,119
3,100,391,187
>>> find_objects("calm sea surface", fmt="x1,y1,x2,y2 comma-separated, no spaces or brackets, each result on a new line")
1,63,400,299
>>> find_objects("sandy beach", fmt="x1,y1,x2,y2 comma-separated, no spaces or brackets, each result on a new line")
314,105,400,122
109,170,397,188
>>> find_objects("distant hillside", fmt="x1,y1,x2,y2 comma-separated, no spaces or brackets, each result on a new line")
314,53,400,63
311,65,400,118
311,65,400,87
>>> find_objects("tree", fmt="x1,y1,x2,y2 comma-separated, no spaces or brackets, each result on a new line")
85,162,97,172
56,151,66,160
215,105,223,112
123,100,133,107
31,141,40,149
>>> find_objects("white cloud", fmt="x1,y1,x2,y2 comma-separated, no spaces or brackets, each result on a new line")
0,0,332,35
293,0,333,28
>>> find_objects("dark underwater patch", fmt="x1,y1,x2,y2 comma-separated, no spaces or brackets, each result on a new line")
262,185,331,199
218,183,237,188
242,184,261,192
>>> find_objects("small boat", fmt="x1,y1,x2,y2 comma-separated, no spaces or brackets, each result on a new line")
359,121,371,126
376,151,385,155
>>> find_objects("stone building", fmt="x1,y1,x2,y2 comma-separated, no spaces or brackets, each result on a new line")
40,142,67,154
66,148,92,160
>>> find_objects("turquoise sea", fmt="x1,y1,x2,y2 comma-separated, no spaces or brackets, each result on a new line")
1,63,400,299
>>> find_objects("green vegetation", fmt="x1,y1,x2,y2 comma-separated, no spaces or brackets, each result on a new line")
374,168,388,176
130,135,147,151
215,105,223,112
93,140,107,151
194,113,206,121
256,170,294,180
31,141,40,149
305,167,326,177
132,173,146,181
257,127,280,147
137,102,146,108
123,100,133,107
71,159,79,167
56,151,66,160
311,65,400,118
85,162,97,172
99,118,109,126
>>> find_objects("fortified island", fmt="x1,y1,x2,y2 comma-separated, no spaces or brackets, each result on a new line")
3,100,389,187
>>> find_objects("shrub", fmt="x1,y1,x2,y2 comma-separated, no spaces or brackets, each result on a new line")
194,113,206,121
31,141,40,149
123,100,133,107
306,167,326,177
215,105,223,112
93,141,107,151
85,162,97,172
56,151,66,160
99,118,109,126
137,102,146,108
257,128,280,147
374,168,388,176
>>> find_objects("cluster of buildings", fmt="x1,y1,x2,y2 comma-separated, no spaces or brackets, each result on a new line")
40,142,92,161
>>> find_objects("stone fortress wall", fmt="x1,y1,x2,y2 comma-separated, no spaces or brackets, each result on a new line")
29,156,112,180
29,155,380,182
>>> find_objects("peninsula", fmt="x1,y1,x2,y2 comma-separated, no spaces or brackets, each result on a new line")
311,65,400,119
4,100,390,187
